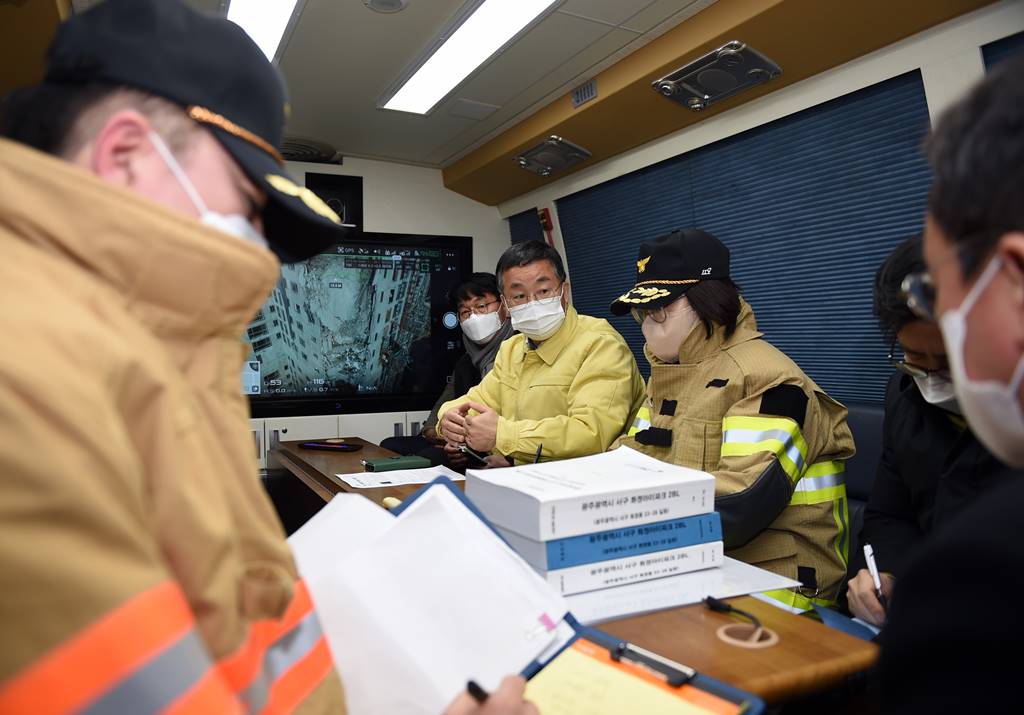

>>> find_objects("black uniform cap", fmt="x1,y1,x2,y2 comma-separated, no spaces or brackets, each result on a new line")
45,0,351,264
610,228,730,315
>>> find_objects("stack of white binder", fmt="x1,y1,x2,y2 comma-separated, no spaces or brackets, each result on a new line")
466,446,725,595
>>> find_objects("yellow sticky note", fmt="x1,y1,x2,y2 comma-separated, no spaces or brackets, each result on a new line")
525,639,741,715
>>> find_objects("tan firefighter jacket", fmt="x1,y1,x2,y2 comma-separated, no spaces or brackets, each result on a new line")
0,139,344,712
618,300,855,607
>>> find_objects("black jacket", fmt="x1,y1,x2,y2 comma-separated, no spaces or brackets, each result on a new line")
423,353,482,430
880,470,1024,712
856,372,1004,576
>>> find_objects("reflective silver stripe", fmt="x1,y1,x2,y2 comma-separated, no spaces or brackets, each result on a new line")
239,610,325,712
81,628,213,715
793,471,845,493
722,428,806,473
633,418,652,431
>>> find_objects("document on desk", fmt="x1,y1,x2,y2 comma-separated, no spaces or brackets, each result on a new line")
333,464,464,489
566,557,800,625
288,486,570,715
525,638,745,715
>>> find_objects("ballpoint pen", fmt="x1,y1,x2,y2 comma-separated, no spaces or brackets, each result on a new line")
863,543,888,611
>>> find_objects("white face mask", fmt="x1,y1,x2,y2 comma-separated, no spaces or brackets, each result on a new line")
642,300,699,363
148,132,268,249
939,256,1024,466
508,288,566,341
912,373,960,414
461,310,504,344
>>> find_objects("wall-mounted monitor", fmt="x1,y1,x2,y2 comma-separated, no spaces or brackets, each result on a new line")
243,232,472,417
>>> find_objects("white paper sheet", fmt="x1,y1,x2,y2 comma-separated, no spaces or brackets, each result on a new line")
334,464,464,488
289,488,568,715
565,557,801,625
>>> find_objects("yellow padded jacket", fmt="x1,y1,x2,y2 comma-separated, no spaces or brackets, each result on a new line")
439,306,646,464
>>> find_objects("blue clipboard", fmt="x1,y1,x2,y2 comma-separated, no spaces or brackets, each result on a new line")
390,477,765,714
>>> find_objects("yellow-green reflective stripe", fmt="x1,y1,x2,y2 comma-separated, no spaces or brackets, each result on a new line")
627,405,652,437
721,416,808,482
805,460,845,478
789,485,846,505
833,494,850,567
760,588,835,611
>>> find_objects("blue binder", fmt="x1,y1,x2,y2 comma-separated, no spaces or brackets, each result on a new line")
390,476,765,714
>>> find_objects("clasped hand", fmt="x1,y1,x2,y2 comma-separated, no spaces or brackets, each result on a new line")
440,401,499,452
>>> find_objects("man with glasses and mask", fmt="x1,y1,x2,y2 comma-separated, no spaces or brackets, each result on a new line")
877,55,1024,713
846,235,1002,628
438,240,645,465
611,229,855,612
383,273,515,469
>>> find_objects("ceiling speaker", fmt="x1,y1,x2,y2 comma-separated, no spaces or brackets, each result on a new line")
364,0,409,13
652,41,781,111
515,136,591,178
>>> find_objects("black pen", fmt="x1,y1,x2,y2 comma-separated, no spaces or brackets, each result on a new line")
534,443,543,463
466,679,488,703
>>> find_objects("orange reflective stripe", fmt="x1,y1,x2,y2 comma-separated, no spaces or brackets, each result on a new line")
161,668,243,715
218,580,317,694
0,581,194,714
262,636,334,714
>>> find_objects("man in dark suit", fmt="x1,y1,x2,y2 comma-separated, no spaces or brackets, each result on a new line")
879,53,1024,712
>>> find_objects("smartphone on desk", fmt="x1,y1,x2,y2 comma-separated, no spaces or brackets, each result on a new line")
298,440,362,453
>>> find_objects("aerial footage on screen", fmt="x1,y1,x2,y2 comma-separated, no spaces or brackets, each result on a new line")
242,243,464,399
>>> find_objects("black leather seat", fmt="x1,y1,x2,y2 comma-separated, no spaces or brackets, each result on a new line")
843,402,885,575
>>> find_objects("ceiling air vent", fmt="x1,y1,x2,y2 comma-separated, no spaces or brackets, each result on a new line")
281,136,344,164
571,80,597,108
652,41,781,112
515,136,591,178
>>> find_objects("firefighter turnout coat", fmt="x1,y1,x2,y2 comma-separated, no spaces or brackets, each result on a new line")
0,139,345,712
619,300,856,607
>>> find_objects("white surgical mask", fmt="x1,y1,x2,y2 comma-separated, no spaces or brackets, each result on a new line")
912,373,960,414
642,300,699,363
461,311,504,344
148,132,268,249
939,256,1024,466
508,289,566,341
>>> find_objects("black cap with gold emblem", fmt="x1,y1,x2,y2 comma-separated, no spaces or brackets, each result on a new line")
45,0,350,263
610,228,730,315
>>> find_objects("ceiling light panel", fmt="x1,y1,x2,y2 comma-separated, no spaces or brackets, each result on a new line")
381,0,560,115
226,0,304,63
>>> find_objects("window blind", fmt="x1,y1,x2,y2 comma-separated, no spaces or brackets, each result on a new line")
557,71,932,404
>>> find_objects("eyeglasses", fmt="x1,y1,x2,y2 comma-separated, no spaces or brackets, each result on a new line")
901,232,999,321
630,306,667,325
457,299,499,321
504,283,563,308
901,272,935,322
887,337,948,380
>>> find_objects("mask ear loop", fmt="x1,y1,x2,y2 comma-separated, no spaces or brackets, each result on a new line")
147,131,209,215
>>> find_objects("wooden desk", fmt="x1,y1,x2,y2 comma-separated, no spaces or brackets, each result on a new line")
601,595,878,704
276,438,878,703
276,437,433,505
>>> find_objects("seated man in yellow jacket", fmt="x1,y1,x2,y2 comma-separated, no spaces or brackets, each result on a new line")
439,240,645,464
612,229,855,610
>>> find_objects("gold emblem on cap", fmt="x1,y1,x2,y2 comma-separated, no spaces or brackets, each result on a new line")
266,175,342,224
637,256,651,273
618,286,671,304
187,106,284,165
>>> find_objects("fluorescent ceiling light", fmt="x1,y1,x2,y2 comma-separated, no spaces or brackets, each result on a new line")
383,0,559,115
227,0,301,62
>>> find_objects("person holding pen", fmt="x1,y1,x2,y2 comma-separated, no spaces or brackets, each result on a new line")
846,236,1003,627
878,53,1024,713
